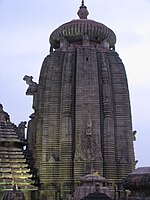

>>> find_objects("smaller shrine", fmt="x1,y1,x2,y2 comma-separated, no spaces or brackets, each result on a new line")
123,167,150,199
2,184,25,200
81,192,112,200
73,171,112,200
0,104,37,200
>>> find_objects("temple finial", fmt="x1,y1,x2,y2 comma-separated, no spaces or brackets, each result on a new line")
81,0,84,6
77,0,89,19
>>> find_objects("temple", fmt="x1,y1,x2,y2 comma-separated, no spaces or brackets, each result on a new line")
24,1,135,199
0,1,138,200
0,104,37,199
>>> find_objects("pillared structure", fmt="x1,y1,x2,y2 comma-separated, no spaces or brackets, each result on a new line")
24,1,135,199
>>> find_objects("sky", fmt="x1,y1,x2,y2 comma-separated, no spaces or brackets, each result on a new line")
0,0,150,168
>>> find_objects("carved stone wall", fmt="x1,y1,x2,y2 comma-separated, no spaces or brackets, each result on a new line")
26,46,135,199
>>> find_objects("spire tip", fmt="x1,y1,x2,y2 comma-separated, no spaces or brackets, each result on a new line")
82,0,84,6
77,0,89,19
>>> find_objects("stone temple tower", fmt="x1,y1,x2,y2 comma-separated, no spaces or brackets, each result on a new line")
24,1,135,199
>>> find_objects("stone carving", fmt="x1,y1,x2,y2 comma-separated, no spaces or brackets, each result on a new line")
23,75,38,111
60,37,69,49
18,121,27,139
82,35,90,46
135,160,138,166
100,38,110,49
119,157,128,164
46,154,56,163
77,0,89,19
23,75,37,95
75,118,102,165
133,130,137,141
81,140,96,160
49,155,56,162
86,119,92,136
0,104,10,123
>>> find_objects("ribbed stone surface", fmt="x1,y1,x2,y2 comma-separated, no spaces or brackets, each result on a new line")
26,46,135,199
50,19,116,49
123,167,150,199
0,122,36,191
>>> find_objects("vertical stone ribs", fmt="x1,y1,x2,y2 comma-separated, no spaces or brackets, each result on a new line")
74,47,102,181
108,51,135,180
34,51,65,188
97,51,116,181
59,50,76,193
96,50,135,184
30,48,135,198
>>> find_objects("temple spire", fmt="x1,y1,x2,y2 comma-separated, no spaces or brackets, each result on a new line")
77,0,89,19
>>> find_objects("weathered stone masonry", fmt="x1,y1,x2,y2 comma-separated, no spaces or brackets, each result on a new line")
24,2,135,199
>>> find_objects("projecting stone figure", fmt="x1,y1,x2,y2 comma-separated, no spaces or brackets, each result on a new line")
0,104,10,123
25,1,135,199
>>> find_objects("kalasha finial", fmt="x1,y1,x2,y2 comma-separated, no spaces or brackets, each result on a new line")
77,0,89,19
82,0,84,6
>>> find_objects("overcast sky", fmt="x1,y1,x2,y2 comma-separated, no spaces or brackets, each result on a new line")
0,0,150,168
